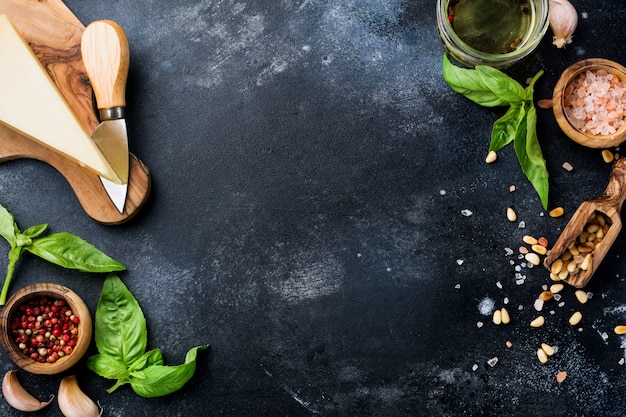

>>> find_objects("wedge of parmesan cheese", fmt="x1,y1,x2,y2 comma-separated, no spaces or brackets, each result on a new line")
0,14,123,184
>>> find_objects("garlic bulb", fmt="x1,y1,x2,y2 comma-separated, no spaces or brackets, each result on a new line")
549,0,578,48
2,370,53,412
58,375,103,417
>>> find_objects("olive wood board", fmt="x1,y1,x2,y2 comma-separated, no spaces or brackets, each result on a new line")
0,0,150,225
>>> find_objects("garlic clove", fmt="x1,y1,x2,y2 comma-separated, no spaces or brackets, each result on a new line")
549,0,578,48
2,370,53,412
58,375,102,417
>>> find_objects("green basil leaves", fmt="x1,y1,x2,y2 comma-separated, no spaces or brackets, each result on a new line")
87,275,209,398
442,53,549,209
0,203,126,305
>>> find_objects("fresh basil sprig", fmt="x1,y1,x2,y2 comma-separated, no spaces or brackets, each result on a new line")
87,274,209,398
0,203,125,305
442,52,549,209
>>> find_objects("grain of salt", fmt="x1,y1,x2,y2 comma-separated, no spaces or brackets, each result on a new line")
564,69,626,136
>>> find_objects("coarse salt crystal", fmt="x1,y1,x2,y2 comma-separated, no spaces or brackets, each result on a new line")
564,69,626,136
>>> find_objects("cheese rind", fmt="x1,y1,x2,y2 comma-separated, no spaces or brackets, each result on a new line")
0,14,123,184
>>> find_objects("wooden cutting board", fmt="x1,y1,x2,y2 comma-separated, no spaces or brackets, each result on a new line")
0,0,150,225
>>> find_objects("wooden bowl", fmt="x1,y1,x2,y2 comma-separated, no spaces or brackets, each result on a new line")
0,283,92,375
553,58,626,148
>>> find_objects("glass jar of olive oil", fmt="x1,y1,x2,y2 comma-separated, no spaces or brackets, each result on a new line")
437,0,549,68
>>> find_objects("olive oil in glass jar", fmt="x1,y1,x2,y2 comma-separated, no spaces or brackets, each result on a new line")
437,0,549,68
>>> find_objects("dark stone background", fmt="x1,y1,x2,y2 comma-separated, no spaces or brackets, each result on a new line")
0,0,625,415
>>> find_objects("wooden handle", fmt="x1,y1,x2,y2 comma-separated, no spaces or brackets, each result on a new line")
600,157,626,212
81,20,129,112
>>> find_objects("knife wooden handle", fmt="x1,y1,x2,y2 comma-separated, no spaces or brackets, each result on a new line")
81,20,129,112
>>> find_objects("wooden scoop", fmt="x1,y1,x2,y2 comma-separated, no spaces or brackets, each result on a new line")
544,157,626,288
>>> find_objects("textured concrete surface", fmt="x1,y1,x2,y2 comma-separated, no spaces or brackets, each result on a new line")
0,0,625,416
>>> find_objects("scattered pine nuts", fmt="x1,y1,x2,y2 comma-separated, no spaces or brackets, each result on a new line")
574,290,588,304
486,151,497,163
549,284,564,294
530,316,545,328
549,207,565,218
537,348,548,364
532,244,547,255
537,98,553,109
614,325,626,335
602,149,614,163
541,343,555,356
500,307,510,324
507,207,517,222
523,235,538,245
493,309,502,325
525,253,541,266
537,237,549,247
569,311,582,326
556,371,567,383
539,291,553,301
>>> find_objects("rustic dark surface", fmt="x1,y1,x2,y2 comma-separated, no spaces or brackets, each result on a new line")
0,0,625,416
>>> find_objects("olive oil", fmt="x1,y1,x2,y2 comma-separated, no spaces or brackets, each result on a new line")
449,0,533,54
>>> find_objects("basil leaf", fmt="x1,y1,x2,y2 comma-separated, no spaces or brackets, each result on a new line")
475,65,526,103
513,105,549,209
442,53,508,107
0,204,18,247
490,102,526,153
22,224,48,239
25,232,125,272
129,345,209,398
128,349,164,372
94,275,147,367
86,353,130,381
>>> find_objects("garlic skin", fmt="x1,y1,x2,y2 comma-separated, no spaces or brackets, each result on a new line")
549,0,578,48
58,375,102,417
2,370,53,412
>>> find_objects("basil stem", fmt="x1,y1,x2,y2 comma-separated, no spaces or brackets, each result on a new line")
442,52,549,209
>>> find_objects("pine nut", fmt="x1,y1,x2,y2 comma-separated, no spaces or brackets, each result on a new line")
486,151,497,163
556,371,567,383
569,311,582,326
602,149,614,163
523,235,538,245
580,253,592,271
530,316,545,328
493,309,502,325
550,259,564,275
549,207,564,217
574,290,588,304
549,284,564,294
537,348,548,364
525,253,541,266
537,237,549,247
541,343,555,356
539,291,553,301
614,325,626,335
507,207,517,222
500,308,510,324
532,244,547,255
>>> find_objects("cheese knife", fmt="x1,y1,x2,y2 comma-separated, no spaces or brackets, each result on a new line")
81,20,130,213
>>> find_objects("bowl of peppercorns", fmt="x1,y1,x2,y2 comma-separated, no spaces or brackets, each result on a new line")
0,283,92,375
553,58,626,148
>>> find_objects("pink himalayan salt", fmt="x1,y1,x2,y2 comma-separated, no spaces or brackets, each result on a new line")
563,69,626,136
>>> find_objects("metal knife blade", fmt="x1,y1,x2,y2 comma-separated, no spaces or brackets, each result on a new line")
81,20,130,213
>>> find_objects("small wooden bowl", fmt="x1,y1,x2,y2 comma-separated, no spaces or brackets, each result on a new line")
553,58,626,148
0,283,92,374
